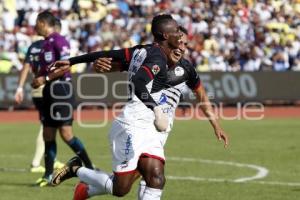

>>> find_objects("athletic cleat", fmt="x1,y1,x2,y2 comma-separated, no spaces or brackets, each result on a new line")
51,156,82,186
54,160,65,169
36,175,52,187
73,182,89,200
30,165,45,173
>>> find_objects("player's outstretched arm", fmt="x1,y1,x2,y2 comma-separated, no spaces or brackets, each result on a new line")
68,49,128,66
33,49,130,88
93,58,124,73
31,61,71,89
194,85,229,148
49,48,130,76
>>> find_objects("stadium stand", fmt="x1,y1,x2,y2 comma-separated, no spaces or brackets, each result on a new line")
0,0,299,73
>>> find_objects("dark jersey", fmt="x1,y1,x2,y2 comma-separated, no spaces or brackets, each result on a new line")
123,44,168,106
159,58,201,109
117,52,202,129
69,43,169,110
24,40,43,77
39,32,71,79
167,58,201,90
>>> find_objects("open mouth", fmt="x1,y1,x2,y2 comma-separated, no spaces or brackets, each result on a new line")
173,49,182,57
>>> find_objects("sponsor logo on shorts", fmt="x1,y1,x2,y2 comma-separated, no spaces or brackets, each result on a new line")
121,134,132,169
120,160,128,169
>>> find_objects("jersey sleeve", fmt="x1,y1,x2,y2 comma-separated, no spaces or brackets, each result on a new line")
131,47,167,110
68,48,133,71
139,47,167,79
53,36,70,60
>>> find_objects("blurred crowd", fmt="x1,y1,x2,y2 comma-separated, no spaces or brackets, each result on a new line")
0,0,300,73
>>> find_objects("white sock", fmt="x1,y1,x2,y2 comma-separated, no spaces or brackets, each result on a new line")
138,179,146,200
31,125,45,167
141,186,162,200
77,167,113,195
87,184,106,197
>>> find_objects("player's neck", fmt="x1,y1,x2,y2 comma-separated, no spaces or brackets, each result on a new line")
158,42,172,58
44,28,56,38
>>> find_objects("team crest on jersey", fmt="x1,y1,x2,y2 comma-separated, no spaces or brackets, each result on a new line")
174,66,184,76
152,65,160,75
44,51,53,62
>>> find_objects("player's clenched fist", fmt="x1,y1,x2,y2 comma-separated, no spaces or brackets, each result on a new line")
153,106,169,132
93,58,112,73
48,60,71,75
31,60,71,89
47,60,71,81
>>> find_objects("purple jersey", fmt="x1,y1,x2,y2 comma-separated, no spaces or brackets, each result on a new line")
39,32,71,78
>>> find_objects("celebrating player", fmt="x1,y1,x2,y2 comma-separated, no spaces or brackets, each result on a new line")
50,14,184,200
91,26,229,199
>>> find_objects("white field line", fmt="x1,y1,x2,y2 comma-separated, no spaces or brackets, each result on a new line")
168,156,269,182
166,176,300,187
167,157,300,187
1,155,300,187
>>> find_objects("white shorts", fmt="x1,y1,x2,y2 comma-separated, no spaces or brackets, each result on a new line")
109,119,169,175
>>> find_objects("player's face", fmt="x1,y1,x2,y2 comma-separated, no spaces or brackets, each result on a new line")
178,33,188,53
54,25,61,33
169,32,188,65
35,19,46,37
165,20,183,49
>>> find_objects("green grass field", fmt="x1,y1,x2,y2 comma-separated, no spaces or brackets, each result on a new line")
0,118,299,200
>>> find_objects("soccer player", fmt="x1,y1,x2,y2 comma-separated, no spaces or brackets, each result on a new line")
49,14,185,199
92,26,229,200
31,11,94,187
14,18,64,173
52,14,228,200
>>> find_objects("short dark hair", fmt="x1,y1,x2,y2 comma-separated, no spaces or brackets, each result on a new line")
54,17,61,29
151,14,174,41
37,11,56,27
179,26,188,35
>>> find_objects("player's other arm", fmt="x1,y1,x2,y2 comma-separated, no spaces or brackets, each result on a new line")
184,58,228,147
15,43,34,104
194,84,229,147
15,62,31,104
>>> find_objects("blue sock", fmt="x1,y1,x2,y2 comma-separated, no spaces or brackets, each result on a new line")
68,137,93,169
44,141,56,178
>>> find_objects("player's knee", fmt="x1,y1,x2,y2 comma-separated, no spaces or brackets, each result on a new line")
113,186,131,197
147,172,166,189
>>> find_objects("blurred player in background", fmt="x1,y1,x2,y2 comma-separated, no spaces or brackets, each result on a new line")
14,18,64,173
31,11,94,187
